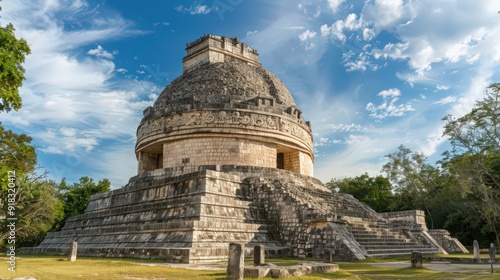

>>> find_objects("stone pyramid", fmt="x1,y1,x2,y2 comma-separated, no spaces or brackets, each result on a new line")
24,35,467,263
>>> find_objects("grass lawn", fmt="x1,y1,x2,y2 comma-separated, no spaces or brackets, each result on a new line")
0,254,498,279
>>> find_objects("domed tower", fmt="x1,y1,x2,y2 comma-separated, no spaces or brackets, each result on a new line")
136,35,314,176
28,35,453,264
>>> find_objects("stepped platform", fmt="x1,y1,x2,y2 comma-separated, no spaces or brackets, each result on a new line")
23,166,453,262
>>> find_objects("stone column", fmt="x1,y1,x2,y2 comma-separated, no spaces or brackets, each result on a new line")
490,243,496,261
490,243,496,274
411,251,422,268
226,243,245,280
324,249,333,263
254,245,265,266
68,242,77,262
473,240,480,261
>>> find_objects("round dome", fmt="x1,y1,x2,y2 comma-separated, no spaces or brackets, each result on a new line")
144,60,296,120
135,35,314,176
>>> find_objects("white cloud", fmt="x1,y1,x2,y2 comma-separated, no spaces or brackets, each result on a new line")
361,0,412,34
246,30,258,37
288,26,305,31
320,24,331,38
314,137,331,147
344,52,378,72
327,0,345,13
346,134,370,144
366,88,415,119
1,0,156,187
87,45,115,59
330,123,366,133
153,21,170,27
298,29,317,41
433,96,457,105
436,85,449,91
366,1,500,74
322,13,365,42
176,4,215,15
378,88,401,98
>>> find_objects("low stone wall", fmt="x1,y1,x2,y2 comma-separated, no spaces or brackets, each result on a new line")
244,263,339,278
428,230,469,253
380,210,428,231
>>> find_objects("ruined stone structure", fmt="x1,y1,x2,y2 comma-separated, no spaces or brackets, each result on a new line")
136,34,313,176
23,35,466,263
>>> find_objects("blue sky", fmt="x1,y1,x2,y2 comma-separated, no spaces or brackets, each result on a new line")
2,0,500,188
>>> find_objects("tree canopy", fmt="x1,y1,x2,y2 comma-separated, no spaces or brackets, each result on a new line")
0,23,31,112
441,83,500,245
328,83,500,246
54,177,111,230
328,174,393,212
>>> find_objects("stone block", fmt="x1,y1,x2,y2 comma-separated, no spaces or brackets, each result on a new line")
324,249,333,263
411,251,422,268
489,243,496,262
269,268,290,278
254,245,265,266
473,240,480,260
68,242,77,262
310,263,339,273
226,243,245,280
244,267,270,278
286,265,308,276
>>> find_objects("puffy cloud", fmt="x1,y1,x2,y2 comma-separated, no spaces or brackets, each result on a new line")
361,0,413,34
436,85,449,91
321,13,364,42
330,123,367,132
378,88,401,98
366,88,415,119
87,45,115,59
367,0,500,74
298,29,317,41
327,0,345,13
246,30,258,37
344,52,378,72
1,0,155,187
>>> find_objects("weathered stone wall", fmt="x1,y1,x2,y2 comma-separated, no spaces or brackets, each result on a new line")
183,35,260,73
299,151,313,176
429,230,469,253
380,210,428,231
162,138,276,169
137,35,315,178
25,165,452,263
137,151,162,173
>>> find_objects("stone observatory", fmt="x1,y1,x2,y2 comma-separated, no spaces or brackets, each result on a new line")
136,34,314,176
24,35,467,263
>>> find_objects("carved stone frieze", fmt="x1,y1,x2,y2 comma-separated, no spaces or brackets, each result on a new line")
137,110,312,144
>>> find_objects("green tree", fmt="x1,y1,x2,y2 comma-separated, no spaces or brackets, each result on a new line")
442,83,500,245
382,145,444,228
55,177,111,230
328,174,394,212
0,125,64,248
0,124,37,187
0,173,64,247
0,23,31,112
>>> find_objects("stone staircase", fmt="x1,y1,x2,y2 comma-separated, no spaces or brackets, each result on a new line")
23,166,450,262
237,168,445,259
344,218,444,257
